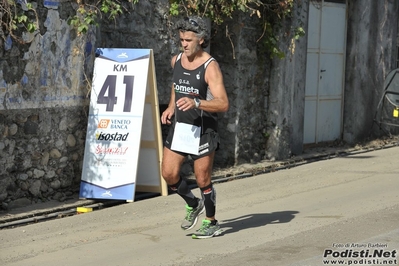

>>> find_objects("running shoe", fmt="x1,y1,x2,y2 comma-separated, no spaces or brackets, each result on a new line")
181,199,205,230
191,219,222,239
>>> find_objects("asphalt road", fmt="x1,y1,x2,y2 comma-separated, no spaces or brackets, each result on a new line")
1,147,398,266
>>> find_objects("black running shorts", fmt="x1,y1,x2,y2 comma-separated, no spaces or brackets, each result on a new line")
164,123,220,160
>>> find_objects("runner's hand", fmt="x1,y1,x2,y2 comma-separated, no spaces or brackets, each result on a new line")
161,107,174,125
176,97,194,111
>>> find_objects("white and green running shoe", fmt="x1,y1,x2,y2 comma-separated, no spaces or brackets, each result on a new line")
191,219,222,239
181,199,205,230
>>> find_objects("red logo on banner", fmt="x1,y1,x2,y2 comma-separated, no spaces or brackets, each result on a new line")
98,119,110,129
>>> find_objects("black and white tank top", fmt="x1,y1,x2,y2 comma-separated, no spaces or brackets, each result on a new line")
172,53,218,131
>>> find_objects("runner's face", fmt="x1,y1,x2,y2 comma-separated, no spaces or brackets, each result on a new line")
179,31,203,57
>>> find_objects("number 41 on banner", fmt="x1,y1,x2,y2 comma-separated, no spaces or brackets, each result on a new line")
79,48,167,202
97,75,134,112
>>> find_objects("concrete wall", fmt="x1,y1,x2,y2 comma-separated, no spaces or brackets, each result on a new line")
267,0,309,160
344,0,399,142
212,14,270,166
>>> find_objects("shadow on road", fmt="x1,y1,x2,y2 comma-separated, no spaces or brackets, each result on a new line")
219,211,299,235
339,155,375,159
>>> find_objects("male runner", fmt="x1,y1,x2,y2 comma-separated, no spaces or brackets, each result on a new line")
161,16,229,239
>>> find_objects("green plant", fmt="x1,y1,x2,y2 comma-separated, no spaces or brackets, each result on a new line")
68,0,137,35
169,0,263,25
1,0,304,59
169,0,305,58
0,0,139,43
0,0,39,43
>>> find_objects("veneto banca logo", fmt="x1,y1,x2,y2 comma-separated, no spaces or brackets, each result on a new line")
98,119,131,130
98,119,110,129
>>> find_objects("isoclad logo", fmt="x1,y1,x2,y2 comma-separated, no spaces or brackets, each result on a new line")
96,132,129,141
98,119,110,129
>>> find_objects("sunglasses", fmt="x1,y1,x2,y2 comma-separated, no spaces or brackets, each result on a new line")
184,17,199,28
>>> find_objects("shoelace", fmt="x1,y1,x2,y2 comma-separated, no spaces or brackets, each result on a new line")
185,207,194,220
198,221,211,232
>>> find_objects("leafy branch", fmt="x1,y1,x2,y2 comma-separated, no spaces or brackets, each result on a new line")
170,0,263,25
169,0,306,58
1,0,305,59
0,0,39,44
0,0,138,44
68,0,136,35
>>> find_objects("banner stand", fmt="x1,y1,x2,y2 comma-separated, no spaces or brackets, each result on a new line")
135,50,168,196
79,48,168,202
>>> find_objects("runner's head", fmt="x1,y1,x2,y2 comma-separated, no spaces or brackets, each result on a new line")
176,16,210,49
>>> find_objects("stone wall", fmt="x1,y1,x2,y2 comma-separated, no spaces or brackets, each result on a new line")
0,1,94,207
0,108,87,209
